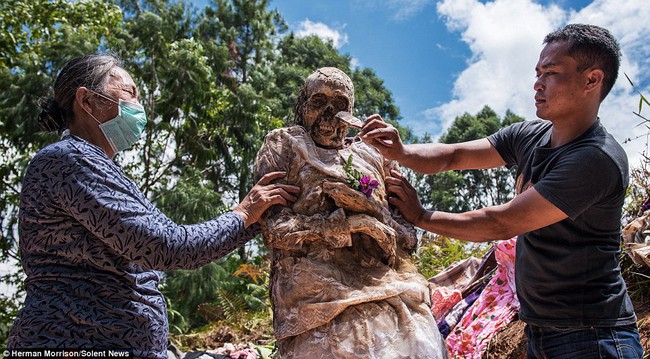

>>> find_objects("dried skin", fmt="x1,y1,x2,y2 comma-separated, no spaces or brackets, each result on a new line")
254,126,449,358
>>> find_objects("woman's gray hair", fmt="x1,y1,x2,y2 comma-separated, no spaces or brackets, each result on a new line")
38,54,121,133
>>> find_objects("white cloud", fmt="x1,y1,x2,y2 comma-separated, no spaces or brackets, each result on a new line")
295,19,349,48
385,0,434,20
350,57,362,69
429,0,650,168
352,0,434,20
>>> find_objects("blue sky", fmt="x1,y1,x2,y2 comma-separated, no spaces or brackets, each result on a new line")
192,0,650,167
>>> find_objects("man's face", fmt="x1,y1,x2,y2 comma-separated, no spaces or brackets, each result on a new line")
534,41,592,123
303,79,352,148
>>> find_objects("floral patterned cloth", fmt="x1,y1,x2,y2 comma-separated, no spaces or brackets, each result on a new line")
437,285,485,338
446,238,519,358
430,286,463,323
429,255,485,323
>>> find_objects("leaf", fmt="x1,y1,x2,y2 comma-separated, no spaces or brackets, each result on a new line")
233,263,265,284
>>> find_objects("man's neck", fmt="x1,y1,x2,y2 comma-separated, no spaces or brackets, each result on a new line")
549,116,598,148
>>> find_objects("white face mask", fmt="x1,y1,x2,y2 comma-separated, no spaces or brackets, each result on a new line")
85,91,148,154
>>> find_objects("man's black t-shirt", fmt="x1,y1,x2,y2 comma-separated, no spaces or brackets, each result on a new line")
488,119,636,327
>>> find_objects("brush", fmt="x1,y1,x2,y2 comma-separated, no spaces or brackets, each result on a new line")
335,111,363,129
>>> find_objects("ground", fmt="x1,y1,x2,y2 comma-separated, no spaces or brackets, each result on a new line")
173,303,650,358
172,264,650,358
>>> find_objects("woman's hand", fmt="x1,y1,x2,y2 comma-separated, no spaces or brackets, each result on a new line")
385,169,427,227
234,171,300,227
358,114,405,161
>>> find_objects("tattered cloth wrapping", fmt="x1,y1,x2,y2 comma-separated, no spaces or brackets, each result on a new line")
446,238,519,358
428,253,491,322
437,286,485,338
255,126,448,359
622,210,650,267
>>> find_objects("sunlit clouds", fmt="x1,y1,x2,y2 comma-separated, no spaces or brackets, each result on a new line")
295,19,349,48
429,0,650,167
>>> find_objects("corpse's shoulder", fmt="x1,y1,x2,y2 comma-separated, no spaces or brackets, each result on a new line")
264,125,308,140
346,141,387,170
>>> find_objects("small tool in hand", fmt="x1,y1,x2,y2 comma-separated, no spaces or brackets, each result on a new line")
335,111,363,129
337,111,394,147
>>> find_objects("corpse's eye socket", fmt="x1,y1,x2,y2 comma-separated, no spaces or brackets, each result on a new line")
307,94,328,108
332,96,349,112
307,93,350,111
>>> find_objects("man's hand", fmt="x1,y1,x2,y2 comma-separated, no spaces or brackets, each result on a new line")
385,169,427,227
234,171,300,227
359,114,405,161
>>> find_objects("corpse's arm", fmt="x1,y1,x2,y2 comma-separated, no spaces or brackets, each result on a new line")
262,206,354,251
256,129,399,257
255,128,358,251
322,146,418,255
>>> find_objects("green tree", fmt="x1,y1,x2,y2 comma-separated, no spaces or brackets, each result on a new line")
273,34,411,140
415,106,523,212
104,0,286,331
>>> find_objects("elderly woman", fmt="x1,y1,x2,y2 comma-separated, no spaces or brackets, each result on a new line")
255,67,448,358
7,54,298,358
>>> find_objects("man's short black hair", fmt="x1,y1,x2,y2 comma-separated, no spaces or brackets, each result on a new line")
544,23,621,101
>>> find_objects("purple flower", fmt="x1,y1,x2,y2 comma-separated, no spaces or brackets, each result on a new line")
359,175,379,197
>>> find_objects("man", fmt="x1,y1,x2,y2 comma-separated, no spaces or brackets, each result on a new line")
360,24,644,358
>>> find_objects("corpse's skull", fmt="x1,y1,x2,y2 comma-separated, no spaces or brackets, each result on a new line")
299,68,354,148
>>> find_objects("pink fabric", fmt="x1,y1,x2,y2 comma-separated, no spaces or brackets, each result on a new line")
446,238,519,358
430,286,463,322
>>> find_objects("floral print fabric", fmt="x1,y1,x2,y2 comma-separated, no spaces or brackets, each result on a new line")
446,238,519,358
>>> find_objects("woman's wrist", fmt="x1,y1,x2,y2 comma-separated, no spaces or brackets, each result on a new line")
233,208,251,228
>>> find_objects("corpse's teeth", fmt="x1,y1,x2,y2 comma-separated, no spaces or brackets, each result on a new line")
335,111,363,128
319,125,334,132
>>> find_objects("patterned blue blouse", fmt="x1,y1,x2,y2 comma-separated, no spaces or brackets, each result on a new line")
8,135,254,358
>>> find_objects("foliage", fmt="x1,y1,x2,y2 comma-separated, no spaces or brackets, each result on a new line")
620,251,650,305
626,73,650,123
0,270,23,343
161,252,272,336
415,233,490,280
624,73,650,220
626,154,650,221
412,106,523,212
623,76,650,304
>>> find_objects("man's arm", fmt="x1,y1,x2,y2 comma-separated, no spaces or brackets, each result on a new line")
360,115,506,174
386,170,568,242
400,139,506,174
